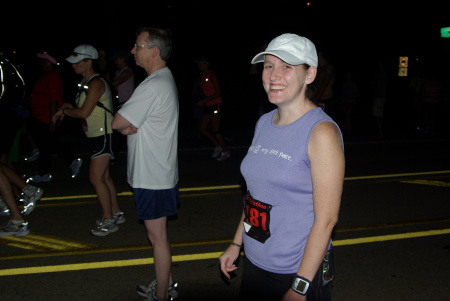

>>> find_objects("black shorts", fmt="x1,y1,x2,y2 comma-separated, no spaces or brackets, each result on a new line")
203,104,220,115
87,133,116,159
239,250,333,301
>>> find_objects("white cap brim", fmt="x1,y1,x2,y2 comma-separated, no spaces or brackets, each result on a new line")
251,50,311,66
66,55,88,64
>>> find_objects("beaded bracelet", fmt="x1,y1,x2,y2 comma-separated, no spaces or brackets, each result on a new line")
231,242,242,248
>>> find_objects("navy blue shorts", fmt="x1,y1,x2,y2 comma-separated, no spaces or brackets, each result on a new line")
133,184,179,220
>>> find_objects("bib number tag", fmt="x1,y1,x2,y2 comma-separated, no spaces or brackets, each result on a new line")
243,192,272,243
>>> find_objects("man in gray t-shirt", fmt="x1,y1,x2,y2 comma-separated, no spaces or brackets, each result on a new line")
112,27,180,301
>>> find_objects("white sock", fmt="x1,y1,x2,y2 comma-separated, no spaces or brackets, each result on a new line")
11,219,24,226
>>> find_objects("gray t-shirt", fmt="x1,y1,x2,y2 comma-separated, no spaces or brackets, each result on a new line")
119,68,179,189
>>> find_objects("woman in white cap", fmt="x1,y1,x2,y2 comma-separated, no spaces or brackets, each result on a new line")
219,34,345,300
52,44,124,237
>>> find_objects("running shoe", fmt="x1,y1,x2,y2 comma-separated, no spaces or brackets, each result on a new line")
21,186,43,216
95,212,125,226
0,198,10,217
70,158,83,178
24,149,39,162
216,151,231,161
211,146,222,158
145,294,175,301
112,212,126,224
0,220,30,236
137,280,179,299
91,218,118,236
27,173,52,183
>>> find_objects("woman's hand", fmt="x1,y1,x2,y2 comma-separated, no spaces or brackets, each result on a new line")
219,244,241,279
52,103,74,125
52,109,64,125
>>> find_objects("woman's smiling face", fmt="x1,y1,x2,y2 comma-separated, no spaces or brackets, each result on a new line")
262,55,311,106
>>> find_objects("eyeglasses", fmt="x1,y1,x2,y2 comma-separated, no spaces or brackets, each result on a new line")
134,44,148,49
134,44,157,51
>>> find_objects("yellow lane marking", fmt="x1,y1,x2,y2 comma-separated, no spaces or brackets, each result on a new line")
40,185,242,201
333,228,450,246
1,229,449,276
0,234,95,251
400,180,450,187
336,218,450,232
344,170,450,181
4,217,450,260
38,170,450,201
0,252,223,276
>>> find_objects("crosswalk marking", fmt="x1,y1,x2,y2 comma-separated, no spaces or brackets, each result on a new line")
0,233,95,251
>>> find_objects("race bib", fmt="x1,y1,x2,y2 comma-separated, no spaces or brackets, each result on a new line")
243,191,272,243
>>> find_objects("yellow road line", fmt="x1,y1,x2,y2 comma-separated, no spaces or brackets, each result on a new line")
39,170,450,201
1,228,449,276
0,252,223,276
400,179,450,187
3,171,448,275
40,185,241,201
333,228,450,246
344,170,450,181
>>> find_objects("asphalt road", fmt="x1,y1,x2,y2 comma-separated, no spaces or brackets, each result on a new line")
1,132,450,301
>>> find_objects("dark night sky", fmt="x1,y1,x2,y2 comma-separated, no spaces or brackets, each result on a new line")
3,0,448,62
2,1,449,113
2,0,449,134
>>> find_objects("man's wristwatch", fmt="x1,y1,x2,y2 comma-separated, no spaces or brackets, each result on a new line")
291,275,311,295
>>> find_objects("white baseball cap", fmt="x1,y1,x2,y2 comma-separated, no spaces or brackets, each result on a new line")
66,44,98,64
251,33,318,67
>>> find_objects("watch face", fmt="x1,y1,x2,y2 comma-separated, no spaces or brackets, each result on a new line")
296,279,308,292
292,277,310,295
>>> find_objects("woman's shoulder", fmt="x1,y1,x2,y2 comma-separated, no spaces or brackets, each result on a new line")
88,77,106,88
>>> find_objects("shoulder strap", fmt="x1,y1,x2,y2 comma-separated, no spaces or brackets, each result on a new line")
83,74,115,116
96,101,114,115
86,74,102,85
77,74,102,92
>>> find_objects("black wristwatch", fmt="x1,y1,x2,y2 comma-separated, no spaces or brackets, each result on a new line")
291,275,311,295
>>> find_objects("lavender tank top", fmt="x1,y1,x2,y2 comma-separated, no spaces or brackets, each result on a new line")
240,107,340,273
